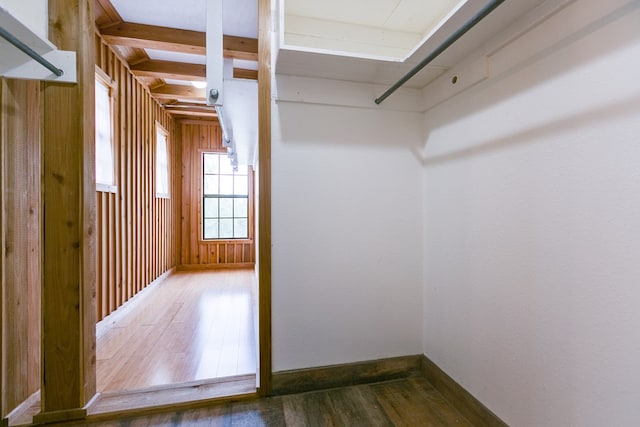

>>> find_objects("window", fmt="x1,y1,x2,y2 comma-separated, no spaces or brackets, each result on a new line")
95,76,115,189
156,124,170,198
203,152,249,239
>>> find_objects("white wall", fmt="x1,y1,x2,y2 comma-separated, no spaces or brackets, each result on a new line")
272,100,423,371
421,0,640,425
0,0,47,38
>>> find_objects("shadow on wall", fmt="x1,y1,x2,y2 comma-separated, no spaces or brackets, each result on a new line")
421,94,640,167
274,101,423,150
420,0,640,155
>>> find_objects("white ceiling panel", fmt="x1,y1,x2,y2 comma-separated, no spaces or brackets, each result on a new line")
163,78,193,86
383,0,463,34
234,59,258,70
145,49,206,64
285,0,402,28
110,0,257,38
110,0,206,31
223,0,258,38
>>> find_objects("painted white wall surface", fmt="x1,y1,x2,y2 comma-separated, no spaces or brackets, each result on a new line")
272,101,423,371
0,0,47,38
421,0,640,425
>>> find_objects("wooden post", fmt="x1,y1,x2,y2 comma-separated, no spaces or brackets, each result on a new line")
258,0,272,396
35,0,97,422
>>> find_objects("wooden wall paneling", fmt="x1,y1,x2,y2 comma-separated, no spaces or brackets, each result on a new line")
173,123,182,270
141,86,147,290
108,193,116,312
94,33,177,321
38,0,97,417
0,79,4,420
0,79,41,416
25,81,41,402
99,194,106,318
126,67,133,303
179,120,255,269
134,78,139,291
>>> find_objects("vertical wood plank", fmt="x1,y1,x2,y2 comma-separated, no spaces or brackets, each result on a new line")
258,0,273,395
40,0,97,414
0,79,41,415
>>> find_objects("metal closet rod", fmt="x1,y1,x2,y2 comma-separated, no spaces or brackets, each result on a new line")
0,25,64,77
375,0,505,105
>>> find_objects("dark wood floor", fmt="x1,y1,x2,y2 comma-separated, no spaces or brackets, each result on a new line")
80,375,472,426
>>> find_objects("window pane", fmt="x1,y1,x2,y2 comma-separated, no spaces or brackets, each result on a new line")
234,175,248,195
203,153,218,174
219,175,234,195
234,218,248,239
202,152,251,240
219,219,233,238
204,198,218,218
234,198,248,217
156,128,169,196
95,80,114,186
204,219,218,239
220,157,234,174
219,198,233,217
204,175,218,195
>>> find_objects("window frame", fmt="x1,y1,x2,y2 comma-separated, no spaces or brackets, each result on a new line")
95,66,117,193
155,122,170,199
199,150,253,242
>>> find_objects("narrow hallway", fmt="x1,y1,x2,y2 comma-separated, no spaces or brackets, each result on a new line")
96,270,257,392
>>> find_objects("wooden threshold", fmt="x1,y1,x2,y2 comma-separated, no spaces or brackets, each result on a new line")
5,376,256,427
86,374,257,422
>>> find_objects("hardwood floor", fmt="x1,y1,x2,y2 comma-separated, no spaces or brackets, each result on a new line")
97,269,258,392
77,375,472,426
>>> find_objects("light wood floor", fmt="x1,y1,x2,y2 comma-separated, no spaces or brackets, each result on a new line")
79,375,472,426
96,269,258,392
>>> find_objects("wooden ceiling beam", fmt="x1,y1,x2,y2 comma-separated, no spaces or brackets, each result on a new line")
166,108,218,118
233,68,259,81
223,35,258,61
150,84,206,100
99,22,258,61
100,22,205,55
130,60,205,80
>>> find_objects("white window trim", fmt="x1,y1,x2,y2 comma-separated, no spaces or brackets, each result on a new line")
95,66,117,193
156,121,170,199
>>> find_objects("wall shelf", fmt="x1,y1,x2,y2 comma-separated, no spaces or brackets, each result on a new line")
0,4,76,82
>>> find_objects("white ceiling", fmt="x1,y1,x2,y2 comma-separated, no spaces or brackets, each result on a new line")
110,0,258,37
277,0,548,89
285,0,463,35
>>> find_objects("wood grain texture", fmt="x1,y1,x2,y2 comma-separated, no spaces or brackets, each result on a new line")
50,375,472,426
0,79,41,418
0,78,4,423
257,0,273,396
96,270,257,393
421,355,507,427
179,121,255,268
40,0,96,414
100,22,206,55
272,355,422,396
95,34,175,322
151,84,206,100
130,60,206,80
